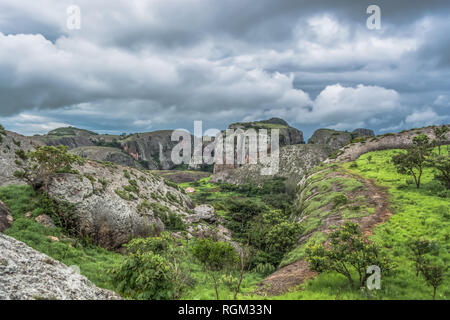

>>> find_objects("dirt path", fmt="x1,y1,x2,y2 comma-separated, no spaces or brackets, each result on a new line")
256,172,392,296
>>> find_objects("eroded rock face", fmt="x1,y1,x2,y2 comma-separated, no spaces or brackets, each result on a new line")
46,161,193,249
0,233,121,300
211,144,333,185
213,118,305,175
0,201,13,232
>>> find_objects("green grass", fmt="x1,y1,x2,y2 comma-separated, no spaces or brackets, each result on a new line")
274,148,449,299
0,185,124,291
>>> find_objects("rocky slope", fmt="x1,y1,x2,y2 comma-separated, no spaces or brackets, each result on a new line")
46,160,194,249
38,127,193,170
0,233,121,300
328,125,450,162
71,146,143,169
0,130,44,187
0,129,194,249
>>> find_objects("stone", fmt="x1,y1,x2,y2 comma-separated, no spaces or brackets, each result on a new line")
0,233,121,300
46,236,60,242
35,214,56,228
186,204,216,223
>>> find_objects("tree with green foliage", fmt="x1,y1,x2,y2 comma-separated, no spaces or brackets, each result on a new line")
111,233,191,300
14,145,83,192
192,238,239,300
433,125,449,155
428,155,450,190
306,222,393,288
420,261,446,300
266,221,302,260
408,238,434,277
392,134,432,188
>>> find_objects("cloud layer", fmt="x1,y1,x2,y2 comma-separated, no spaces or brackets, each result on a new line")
0,0,449,137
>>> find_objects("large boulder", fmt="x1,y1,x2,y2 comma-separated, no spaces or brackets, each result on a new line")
46,161,193,249
186,204,216,224
0,201,13,232
0,233,121,300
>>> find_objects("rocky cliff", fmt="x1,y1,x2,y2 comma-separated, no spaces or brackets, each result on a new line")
0,233,121,300
39,127,191,170
211,144,333,185
213,118,305,175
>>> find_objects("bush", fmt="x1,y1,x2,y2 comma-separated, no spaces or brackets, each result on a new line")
332,193,348,208
111,250,174,300
111,234,191,300
254,263,276,276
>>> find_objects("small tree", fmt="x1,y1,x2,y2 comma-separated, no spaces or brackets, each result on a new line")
192,238,239,300
428,155,450,190
111,233,192,300
392,134,432,188
420,261,446,300
306,222,393,288
433,125,449,155
14,145,82,192
408,238,433,277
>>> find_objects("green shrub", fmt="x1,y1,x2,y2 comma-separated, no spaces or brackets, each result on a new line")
254,263,276,276
332,193,348,208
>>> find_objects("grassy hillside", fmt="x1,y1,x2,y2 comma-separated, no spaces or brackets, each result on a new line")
274,148,449,299
1,147,448,300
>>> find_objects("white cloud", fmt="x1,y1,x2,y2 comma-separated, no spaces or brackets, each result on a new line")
434,95,450,107
405,108,449,127
295,84,401,127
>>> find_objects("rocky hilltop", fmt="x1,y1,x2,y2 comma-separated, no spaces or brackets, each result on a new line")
37,127,194,170
228,117,304,145
213,118,305,175
0,233,121,300
308,128,374,150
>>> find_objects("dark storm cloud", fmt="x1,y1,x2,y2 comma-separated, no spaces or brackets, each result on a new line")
0,0,449,137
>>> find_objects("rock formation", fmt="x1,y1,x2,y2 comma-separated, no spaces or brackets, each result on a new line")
0,233,121,300
46,160,193,249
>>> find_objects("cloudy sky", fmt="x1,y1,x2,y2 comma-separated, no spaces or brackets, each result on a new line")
0,0,449,139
